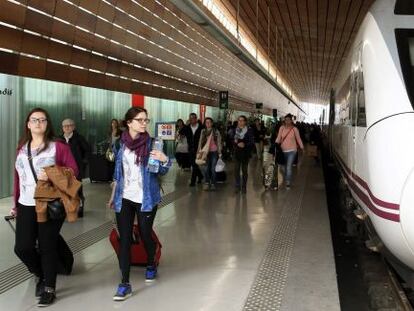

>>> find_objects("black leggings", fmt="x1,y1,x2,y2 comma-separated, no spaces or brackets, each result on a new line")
14,204,64,288
116,199,157,283
234,158,249,188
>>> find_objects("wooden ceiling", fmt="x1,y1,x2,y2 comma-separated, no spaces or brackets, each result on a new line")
224,0,375,104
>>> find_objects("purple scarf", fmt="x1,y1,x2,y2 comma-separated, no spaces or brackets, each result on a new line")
121,131,149,165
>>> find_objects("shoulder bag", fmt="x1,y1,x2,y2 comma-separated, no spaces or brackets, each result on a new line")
275,128,294,165
195,133,212,166
27,142,66,220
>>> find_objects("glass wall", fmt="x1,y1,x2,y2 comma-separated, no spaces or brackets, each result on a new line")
0,72,249,198
0,73,130,198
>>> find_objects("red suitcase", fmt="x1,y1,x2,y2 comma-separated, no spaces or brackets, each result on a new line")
109,224,162,266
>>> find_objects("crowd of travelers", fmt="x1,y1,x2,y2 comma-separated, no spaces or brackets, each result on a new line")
9,106,322,307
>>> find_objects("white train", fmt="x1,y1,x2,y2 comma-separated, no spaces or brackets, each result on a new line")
329,0,414,281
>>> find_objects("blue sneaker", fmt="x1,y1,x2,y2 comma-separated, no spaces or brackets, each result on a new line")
113,283,132,301
145,266,157,282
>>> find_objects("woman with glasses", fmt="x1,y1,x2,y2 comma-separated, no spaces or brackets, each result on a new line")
233,115,255,194
12,108,78,307
108,107,171,301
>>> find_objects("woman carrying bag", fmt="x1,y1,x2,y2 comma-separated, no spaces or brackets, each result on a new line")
275,114,304,189
108,107,171,301
12,108,79,307
196,118,222,191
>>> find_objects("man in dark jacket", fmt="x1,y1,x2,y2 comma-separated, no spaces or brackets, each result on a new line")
180,113,204,186
61,118,91,217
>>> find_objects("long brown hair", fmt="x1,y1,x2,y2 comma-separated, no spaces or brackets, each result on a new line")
109,118,121,137
18,107,56,153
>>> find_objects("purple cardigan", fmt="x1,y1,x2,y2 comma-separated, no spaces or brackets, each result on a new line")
13,141,79,210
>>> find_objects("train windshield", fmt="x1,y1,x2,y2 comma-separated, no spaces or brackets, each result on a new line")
395,0,414,15
396,29,414,109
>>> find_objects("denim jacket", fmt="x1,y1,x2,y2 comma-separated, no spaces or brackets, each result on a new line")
112,138,171,213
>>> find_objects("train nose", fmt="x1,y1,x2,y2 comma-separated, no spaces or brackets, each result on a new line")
400,168,414,255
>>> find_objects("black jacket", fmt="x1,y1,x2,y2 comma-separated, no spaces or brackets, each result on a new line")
180,122,204,154
60,131,91,179
252,125,266,143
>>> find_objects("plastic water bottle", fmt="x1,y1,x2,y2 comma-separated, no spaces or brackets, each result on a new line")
148,137,163,173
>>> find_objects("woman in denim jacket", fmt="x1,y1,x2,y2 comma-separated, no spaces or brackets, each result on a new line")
108,107,171,301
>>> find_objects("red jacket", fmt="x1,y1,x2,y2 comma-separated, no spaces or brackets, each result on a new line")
13,141,79,213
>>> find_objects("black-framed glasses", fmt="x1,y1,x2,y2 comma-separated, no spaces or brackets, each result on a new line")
29,118,48,124
133,118,151,124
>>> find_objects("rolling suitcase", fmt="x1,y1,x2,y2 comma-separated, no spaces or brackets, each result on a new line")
4,216,74,275
216,171,227,183
109,223,162,266
89,154,110,182
263,162,278,190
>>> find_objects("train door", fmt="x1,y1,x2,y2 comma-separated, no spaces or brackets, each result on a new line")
351,46,365,173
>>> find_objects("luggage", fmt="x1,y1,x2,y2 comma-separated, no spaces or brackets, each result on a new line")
109,223,162,266
89,154,111,182
307,145,318,157
262,162,278,190
4,216,74,275
216,171,227,183
175,152,191,169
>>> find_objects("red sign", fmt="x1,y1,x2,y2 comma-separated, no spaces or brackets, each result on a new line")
200,104,206,123
131,94,144,107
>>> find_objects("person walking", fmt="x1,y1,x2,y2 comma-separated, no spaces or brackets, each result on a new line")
275,114,304,189
61,118,90,217
180,113,204,186
175,119,190,170
197,117,222,191
233,116,255,194
12,108,79,307
108,107,171,301
252,118,266,160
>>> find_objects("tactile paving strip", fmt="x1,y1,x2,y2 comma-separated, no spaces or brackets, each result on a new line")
243,166,309,311
0,188,188,295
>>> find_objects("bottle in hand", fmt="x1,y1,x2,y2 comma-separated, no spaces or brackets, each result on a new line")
148,137,163,173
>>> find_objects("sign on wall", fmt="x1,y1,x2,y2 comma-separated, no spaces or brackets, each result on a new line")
155,122,176,140
219,91,228,109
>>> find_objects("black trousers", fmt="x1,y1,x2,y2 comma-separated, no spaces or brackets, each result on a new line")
234,158,249,189
116,199,157,284
14,204,64,288
190,153,203,184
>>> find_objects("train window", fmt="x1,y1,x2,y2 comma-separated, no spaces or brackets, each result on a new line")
357,71,366,127
395,0,414,15
395,29,414,110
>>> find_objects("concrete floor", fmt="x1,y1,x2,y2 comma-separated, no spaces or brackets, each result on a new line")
0,155,339,311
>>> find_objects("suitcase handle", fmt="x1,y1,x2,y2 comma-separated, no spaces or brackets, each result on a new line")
4,215,16,233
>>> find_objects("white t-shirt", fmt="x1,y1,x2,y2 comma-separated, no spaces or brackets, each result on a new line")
122,147,143,204
15,142,56,206
191,124,199,135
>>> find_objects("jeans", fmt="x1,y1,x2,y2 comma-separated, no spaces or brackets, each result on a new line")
203,151,218,185
234,158,249,189
282,151,297,184
116,199,157,283
255,142,263,159
14,204,64,288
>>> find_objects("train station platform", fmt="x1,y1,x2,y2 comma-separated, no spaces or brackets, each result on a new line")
0,155,339,311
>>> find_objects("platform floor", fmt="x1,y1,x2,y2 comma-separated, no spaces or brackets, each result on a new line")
0,154,339,311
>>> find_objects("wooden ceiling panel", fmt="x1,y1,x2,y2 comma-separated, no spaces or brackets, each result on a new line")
225,0,374,103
